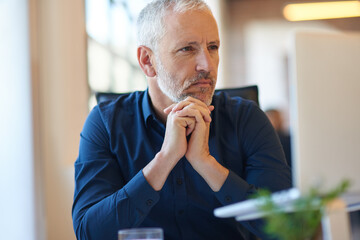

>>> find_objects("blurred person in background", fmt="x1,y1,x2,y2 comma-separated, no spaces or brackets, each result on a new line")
265,108,292,167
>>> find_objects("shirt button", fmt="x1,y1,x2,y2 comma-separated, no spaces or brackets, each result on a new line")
176,178,183,185
225,196,232,203
146,199,153,206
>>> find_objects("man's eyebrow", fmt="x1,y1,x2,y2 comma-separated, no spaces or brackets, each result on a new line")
182,40,220,46
208,40,220,45
187,41,199,45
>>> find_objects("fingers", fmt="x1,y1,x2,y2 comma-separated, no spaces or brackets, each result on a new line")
164,97,214,114
167,112,196,136
164,103,177,115
176,107,208,124
172,97,212,112
164,97,214,122
176,104,211,123
185,117,195,136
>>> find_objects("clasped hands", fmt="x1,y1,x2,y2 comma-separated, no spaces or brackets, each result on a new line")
143,96,228,192
161,96,214,168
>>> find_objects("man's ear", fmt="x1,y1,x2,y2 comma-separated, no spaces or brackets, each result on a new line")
137,46,156,77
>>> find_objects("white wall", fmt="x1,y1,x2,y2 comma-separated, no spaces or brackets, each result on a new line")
0,0,35,239
244,20,332,112
241,20,333,130
205,0,229,88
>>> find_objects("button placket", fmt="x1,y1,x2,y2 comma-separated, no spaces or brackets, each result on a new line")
146,199,153,206
176,178,183,186
172,158,187,236
225,195,232,203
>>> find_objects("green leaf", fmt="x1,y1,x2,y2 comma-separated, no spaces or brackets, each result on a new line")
252,179,350,240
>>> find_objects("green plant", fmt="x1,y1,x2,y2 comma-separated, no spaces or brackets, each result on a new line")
254,180,350,240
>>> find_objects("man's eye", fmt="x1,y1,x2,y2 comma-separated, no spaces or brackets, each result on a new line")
208,45,219,51
180,46,193,52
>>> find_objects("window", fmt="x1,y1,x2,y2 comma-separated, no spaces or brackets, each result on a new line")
86,0,149,107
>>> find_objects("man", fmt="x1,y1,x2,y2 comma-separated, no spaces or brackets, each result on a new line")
265,108,292,167
72,0,291,239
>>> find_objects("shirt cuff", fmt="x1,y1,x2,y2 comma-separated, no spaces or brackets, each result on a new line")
124,170,160,215
214,170,251,206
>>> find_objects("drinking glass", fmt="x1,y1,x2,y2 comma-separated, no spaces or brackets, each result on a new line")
118,228,163,240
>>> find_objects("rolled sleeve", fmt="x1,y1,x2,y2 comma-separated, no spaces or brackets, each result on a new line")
214,170,256,206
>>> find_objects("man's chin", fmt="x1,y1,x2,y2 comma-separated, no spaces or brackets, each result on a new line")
182,91,214,106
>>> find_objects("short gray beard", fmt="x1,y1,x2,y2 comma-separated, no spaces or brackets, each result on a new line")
156,57,182,103
155,56,216,105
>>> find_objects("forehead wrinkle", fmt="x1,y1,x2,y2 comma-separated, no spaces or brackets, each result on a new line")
164,10,218,34
209,40,220,45
159,10,219,55
175,38,220,47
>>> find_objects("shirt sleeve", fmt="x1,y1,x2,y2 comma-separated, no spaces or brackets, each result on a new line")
239,102,292,193
72,106,160,240
214,100,292,239
214,101,291,205
214,170,255,205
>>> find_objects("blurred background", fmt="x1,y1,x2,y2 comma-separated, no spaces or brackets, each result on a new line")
1,0,359,239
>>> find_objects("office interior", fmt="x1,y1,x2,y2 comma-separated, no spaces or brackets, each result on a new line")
1,0,360,239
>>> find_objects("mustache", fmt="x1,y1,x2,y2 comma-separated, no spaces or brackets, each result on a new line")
184,72,215,89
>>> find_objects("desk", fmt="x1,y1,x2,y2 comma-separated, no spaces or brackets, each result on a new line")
214,193,354,240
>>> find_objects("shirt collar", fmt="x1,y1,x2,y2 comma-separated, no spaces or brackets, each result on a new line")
142,88,155,125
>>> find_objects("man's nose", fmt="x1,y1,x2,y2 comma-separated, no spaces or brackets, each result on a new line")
195,49,216,73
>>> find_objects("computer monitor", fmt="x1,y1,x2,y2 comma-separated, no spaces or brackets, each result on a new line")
214,30,360,221
289,30,360,202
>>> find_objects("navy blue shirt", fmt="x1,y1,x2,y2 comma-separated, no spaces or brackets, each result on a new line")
72,90,291,240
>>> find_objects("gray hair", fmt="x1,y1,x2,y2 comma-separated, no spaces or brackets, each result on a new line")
137,0,211,52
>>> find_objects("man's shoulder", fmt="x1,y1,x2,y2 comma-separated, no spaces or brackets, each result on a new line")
212,90,257,110
94,91,145,126
211,90,266,129
97,91,144,113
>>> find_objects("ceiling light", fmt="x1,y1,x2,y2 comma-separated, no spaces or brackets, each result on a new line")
283,1,360,21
